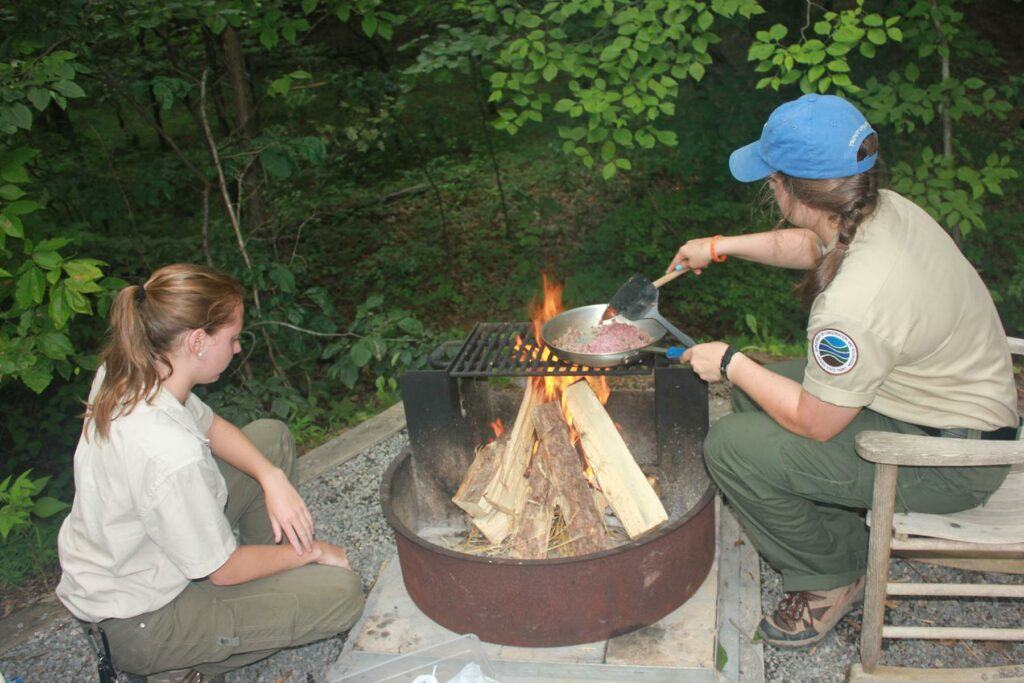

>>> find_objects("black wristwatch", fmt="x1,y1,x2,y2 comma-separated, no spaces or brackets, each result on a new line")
720,345,739,379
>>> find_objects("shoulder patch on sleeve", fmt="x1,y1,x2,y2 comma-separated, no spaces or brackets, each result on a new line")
812,329,858,375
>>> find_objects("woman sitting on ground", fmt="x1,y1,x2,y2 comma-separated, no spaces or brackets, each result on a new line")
55,263,365,682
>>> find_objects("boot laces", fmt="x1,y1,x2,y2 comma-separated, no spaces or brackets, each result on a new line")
777,590,823,624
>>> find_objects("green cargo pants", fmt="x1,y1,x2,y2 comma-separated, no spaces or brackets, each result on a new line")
100,419,366,677
704,360,1009,593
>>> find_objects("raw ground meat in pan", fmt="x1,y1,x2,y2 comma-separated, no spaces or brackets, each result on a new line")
552,322,654,354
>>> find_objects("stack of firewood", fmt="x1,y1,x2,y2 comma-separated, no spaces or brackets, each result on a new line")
452,379,667,559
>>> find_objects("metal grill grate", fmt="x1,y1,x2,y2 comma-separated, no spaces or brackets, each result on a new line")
446,322,656,377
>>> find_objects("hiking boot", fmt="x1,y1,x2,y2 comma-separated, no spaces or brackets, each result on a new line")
758,577,865,649
146,670,224,683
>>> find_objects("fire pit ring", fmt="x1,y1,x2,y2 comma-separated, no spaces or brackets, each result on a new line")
380,447,716,647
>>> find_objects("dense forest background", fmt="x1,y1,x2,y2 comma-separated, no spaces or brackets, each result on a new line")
1,0,1022,593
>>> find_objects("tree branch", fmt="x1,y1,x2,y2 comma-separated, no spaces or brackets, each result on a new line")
201,183,213,266
248,320,419,343
199,69,254,276
90,66,206,184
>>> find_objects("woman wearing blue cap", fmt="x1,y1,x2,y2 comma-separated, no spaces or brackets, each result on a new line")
668,94,1019,648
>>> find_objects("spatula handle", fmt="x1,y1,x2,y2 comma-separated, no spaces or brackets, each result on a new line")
652,267,687,289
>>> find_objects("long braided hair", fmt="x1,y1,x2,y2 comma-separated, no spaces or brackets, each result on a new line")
780,133,881,308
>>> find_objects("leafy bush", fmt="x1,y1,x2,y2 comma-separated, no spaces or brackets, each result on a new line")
0,470,68,540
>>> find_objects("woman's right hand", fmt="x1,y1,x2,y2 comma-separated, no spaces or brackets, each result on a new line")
667,237,717,275
313,541,351,569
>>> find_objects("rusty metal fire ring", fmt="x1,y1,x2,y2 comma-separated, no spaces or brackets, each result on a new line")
380,447,716,648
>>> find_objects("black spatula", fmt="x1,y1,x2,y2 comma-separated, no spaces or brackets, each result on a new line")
602,267,687,322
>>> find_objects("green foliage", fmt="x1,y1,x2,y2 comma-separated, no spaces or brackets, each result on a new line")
737,313,806,357
744,0,1022,241
0,38,110,393
890,148,1017,238
457,0,764,177
0,470,68,540
0,47,87,132
748,0,901,95
0,514,62,592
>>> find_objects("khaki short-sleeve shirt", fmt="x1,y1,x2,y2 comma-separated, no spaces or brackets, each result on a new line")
55,368,237,623
803,190,1018,430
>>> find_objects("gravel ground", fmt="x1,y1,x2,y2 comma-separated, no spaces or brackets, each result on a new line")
3,421,1023,682
760,538,1024,681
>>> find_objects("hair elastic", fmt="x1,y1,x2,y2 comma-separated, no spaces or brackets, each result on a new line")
135,285,146,302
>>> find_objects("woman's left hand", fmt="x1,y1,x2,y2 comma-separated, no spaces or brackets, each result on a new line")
680,342,730,383
261,468,315,555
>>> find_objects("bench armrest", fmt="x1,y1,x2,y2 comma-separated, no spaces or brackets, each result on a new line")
855,430,1024,467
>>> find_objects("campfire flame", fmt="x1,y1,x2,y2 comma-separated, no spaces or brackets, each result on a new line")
528,275,611,416
528,275,610,495
501,276,614,490
489,418,505,442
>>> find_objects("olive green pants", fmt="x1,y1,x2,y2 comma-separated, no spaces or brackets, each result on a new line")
704,360,1008,593
101,419,366,677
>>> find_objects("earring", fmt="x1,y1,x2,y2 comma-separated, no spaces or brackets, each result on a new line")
198,350,205,359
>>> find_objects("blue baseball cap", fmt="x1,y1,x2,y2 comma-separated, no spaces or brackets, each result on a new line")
729,94,877,182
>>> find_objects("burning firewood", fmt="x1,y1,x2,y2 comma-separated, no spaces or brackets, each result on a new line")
507,447,557,559
533,401,610,556
564,380,668,537
479,382,544,532
469,506,511,545
452,434,509,518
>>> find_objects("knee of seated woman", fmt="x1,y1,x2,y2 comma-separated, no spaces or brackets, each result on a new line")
321,567,366,629
243,418,296,469
703,413,758,472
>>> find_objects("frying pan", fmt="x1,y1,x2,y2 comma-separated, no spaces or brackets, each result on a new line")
541,304,691,368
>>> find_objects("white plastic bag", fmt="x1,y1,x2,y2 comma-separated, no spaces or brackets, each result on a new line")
444,662,500,683
411,666,439,683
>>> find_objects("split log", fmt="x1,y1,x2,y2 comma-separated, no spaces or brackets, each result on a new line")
507,449,556,559
470,507,511,545
453,434,509,517
533,402,610,556
480,382,543,526
564,380,668,537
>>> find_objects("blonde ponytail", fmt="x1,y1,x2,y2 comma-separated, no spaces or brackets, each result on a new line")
86,264,244,439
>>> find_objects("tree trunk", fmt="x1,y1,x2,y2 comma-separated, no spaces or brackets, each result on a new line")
221,25,267,231
932,0,959,246
202,27,234,137
470,57,511,238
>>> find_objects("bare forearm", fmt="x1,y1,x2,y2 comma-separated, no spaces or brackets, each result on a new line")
717,229,822,269
209,543,322,586
726,354,860,441
207,414,277,484
727,354,806,434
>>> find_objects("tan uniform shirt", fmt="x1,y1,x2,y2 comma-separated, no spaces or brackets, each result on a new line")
803,189,1018,430
55,368,237,623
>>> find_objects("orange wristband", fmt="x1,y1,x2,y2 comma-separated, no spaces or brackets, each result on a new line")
710,235,727,263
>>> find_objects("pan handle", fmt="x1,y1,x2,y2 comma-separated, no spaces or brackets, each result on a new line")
645,312,696,348
647,345,687,360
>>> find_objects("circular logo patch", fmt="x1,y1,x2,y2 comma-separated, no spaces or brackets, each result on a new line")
812,329,857,375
